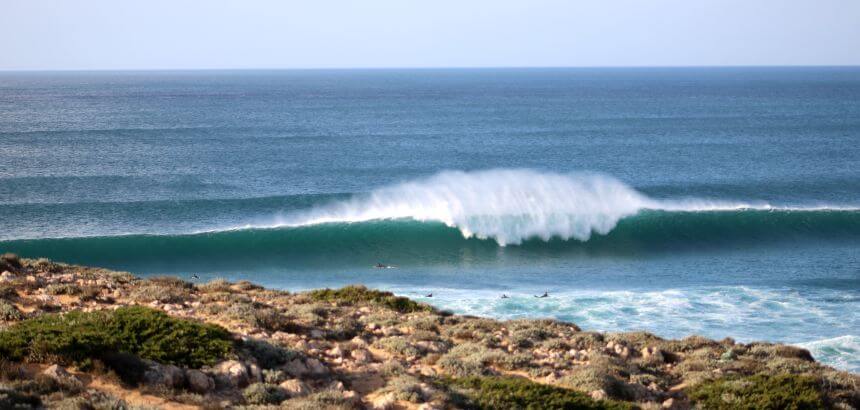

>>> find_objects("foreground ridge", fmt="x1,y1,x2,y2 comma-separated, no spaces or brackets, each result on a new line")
0,254,857,409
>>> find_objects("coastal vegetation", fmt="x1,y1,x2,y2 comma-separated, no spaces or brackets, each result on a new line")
0,255,856,409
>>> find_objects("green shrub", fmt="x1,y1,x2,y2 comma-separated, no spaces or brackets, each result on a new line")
0,253,22,272
0,300,22,321
243,382,288,405
243,338,302,369
374,336,421,358
442,376,631,410
308,285,432,313
130,276,195,304
46,283,83,296
687,373,826,410
0,306,233,368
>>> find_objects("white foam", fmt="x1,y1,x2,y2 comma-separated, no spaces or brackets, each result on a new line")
222,169,859,245
391,285,860,372
796,335,860,371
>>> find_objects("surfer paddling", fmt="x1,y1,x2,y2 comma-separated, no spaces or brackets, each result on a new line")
534,291,549,298
374,262,396,269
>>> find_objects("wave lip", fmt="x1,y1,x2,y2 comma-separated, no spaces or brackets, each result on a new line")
231,169,860,246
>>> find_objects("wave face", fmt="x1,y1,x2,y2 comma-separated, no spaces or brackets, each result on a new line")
2,175,859,269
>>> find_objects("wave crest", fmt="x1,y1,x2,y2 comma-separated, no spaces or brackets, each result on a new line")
262,169,846,245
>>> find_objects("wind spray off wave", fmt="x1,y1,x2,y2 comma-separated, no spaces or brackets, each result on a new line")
272,169,805,245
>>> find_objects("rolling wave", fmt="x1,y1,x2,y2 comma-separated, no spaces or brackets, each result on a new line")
215,169,859,245
2,208,859,270
1,169,858,268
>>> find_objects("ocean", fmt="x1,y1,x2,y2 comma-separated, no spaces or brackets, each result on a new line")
1,67,858,371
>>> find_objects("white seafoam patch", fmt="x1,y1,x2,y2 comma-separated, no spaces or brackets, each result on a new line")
391,285,860,373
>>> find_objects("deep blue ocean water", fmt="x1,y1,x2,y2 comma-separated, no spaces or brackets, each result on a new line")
1,68,859,371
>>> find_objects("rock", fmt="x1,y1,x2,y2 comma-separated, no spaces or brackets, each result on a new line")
328,345,344,357
163,364,185,388
310,329,325,339
42,365,81,387
381,326,400,336
279,379,310,397
214,360,250,388
282,358,309,377
643,346,664,362
0,271,15,282
143,362,184,388
305,358,329,376
372,392,397,409
350,348,372,364
418,403,443,410
589,389,608,401
186,369,215,393
248,363,263,383
662,397,687,409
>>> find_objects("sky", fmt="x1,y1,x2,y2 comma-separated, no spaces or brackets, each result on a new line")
1,0,859,70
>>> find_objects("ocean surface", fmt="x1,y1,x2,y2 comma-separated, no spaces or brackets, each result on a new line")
1,68,858,371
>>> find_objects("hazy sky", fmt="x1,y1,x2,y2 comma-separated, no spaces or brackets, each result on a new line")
2,0,859,70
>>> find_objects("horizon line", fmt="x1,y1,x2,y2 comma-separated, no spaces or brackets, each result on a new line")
2,64,860,73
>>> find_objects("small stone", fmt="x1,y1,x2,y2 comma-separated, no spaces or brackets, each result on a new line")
279,379,310,397
43,365,81,387
0,271,15,282
186,369,215,393
310,329,325,339
328,345,344,357
351,348,372,363
589,389,607,401
662,398,676,409
372,392,397,409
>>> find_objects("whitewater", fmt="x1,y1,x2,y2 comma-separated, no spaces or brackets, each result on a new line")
224,169,860,246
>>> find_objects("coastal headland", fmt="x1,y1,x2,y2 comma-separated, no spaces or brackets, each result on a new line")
0,253,857,409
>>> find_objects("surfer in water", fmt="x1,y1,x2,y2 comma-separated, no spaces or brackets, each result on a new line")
374,262,396,269
500,294,509,299
534,291,549,298
425,293,433,298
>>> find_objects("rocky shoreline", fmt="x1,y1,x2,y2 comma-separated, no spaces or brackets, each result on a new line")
0,253,857,409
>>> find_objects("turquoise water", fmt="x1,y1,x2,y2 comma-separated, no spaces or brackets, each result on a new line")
1,68,858,371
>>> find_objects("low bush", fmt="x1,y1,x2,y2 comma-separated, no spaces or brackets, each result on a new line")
0,300,23,321
308,285,432,313
687,373,826,410
129,276,195,304
242,338,302,369
243,382,288,405
0,305,233,368
0,253,22,272
280,389,361,410
442,376,631,410
0,387,41,408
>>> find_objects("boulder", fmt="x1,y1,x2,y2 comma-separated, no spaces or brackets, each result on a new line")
186,369,215,393
282,358,309,377
214,360,250,388
42,365,82,388
279,378,310,397
305,358,329,376
143,362,184,388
